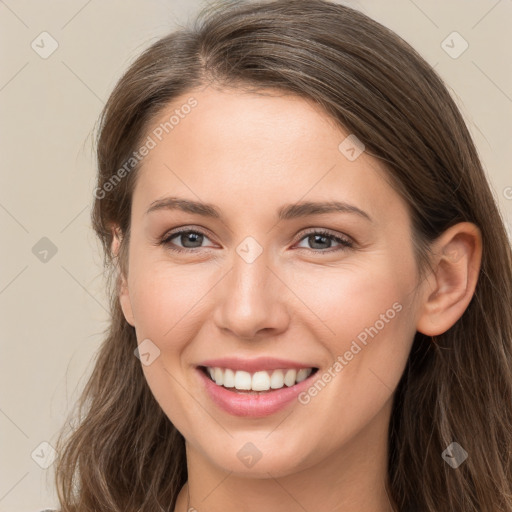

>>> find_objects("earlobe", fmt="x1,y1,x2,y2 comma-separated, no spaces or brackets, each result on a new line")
111,227,121,257
111,225,135,327
119,273,135,327
416,222,482,336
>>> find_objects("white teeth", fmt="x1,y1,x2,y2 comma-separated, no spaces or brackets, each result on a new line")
214,367,224,386
234,370,252,390
223,368,235,388
252,371,270,391
270,369,285,389
296,368,311,383
204,366,314,391
284,369,297,387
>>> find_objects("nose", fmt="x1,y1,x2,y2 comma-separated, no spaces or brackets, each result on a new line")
212,247,291,341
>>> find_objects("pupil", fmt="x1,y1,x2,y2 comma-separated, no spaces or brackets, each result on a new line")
311,234,329,249
182,232,203,248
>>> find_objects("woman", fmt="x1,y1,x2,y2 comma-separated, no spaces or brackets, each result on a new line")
53,0,512,511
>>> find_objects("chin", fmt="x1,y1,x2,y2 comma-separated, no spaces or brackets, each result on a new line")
200,434,319,478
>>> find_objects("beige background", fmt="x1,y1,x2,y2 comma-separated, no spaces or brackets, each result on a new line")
0,1,511,510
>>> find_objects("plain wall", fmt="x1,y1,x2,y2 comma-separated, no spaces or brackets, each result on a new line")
0,1,511,510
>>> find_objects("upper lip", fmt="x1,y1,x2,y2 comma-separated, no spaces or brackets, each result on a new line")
198,357,318,373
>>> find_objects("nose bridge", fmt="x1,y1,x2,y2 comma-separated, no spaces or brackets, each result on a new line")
213,237,289,339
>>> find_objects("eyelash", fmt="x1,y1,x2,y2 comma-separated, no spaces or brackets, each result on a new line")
159,227,354,254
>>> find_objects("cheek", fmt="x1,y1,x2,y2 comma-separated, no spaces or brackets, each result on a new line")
291,260,411,347
290,260,416,422
129,272,168,337
128,261,216,347
127,261,215,434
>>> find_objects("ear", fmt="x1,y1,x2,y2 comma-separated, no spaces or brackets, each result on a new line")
111,226,135,327
416,222,482,336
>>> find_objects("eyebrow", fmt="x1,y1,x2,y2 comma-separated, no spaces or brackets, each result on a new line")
145,196,372,222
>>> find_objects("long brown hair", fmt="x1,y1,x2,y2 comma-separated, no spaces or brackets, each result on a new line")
54,1,512,510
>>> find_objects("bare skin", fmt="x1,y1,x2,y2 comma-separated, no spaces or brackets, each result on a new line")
112,86,482,512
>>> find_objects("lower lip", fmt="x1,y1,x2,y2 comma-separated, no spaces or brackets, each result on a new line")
196,368,317,417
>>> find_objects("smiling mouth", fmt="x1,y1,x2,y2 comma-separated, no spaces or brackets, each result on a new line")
199,366,319,394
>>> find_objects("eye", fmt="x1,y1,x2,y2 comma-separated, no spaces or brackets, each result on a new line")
160,228,215,253
294,229,354,253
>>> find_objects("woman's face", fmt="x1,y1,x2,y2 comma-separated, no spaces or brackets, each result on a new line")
119,86,425,477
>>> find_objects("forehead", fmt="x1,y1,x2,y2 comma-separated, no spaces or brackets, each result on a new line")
131,86,409,228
